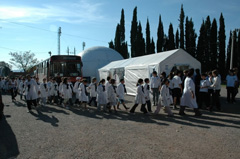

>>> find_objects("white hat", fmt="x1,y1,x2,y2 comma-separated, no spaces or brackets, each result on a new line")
76,77,80,80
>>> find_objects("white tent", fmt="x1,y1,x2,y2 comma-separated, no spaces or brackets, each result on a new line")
99,49,201,95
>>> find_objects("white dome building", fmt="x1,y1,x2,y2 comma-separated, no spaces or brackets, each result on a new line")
78,46,123,81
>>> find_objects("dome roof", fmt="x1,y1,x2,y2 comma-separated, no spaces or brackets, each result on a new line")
78,46,123,80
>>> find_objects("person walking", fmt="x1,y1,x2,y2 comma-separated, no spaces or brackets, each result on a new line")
150,71,160,106
97,79,107,112
116,79,129,110
88,77,97,107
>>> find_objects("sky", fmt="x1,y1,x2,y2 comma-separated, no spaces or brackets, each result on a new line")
0,0,240,70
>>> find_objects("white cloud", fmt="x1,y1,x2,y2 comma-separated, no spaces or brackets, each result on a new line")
0,0,105,24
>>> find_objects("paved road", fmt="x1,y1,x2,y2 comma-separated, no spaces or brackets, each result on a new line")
0,87,240,159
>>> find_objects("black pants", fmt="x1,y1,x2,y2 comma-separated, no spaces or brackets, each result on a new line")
130,103,147,113
89,97,97,106
199,92,210,109
211,90,221,110
146,100,152,112
27,100,37,110
208,89,214,106
227,87,235,103
10,88,17,100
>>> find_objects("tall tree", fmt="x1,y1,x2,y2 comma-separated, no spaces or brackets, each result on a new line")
237,30,240,70
145,18,151,54
136,21,145,57
175,29,179,49
163,34,168,51
218,13,226,77
226,31,232,70
204,16,212,69
108,40,114,49
114,24,121,53
130,7,138,57
150,38,155,53
185,16,190,52
119,9,125,44
157,15,164,53
232,30,238,69
179,4,185,49
196,21,207,71
188,18,197,57
168,23,175,50
210,18,218,69
9,51,39,72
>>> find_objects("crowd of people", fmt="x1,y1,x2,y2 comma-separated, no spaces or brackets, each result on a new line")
0,67,239,120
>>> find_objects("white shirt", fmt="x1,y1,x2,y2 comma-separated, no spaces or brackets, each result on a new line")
150,76,160,88
116,83,125,100
88,82,97,97
199,79,210,92
172,75,182,89
211,76,221,90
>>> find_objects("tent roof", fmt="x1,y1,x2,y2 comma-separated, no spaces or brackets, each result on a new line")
99,49,187,71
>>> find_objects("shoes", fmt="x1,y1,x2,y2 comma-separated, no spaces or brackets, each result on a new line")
65,106,69,110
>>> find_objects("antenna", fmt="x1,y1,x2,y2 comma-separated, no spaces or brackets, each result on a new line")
58,27,61,55
82,42,86,50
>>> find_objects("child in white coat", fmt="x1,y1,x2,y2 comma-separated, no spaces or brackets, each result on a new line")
88,77,97,107
130,79,148,114
73,77,81,105
79,79,89,109
40,78,49,106
154,79,174,116
116,79,129,110
108,79,117,113
49,78,58,104
60,78,72,109
97,79,107,111
144,78,152,112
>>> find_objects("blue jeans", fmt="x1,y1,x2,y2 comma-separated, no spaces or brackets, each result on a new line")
152,88,159,105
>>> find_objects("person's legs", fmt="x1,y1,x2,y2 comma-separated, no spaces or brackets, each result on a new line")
179,106,186,115
27,100,32,111
154,103,162,114
227,87,231,103
165,106,173,116
130,104,138,113
146,100,152,112
152,88,157,105
140,104,148,113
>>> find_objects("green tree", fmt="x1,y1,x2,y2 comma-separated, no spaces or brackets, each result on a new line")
210,18,218,69
175,29,179,49
188,18,197,57
130,7,138,57
218,13,226,77
150,38,155,53
9,51,39,72
136,21,145,57
226,31,232,70
179,4,185,49
185,16,190,51
204,16,212,69
168,23,175,50
157,15,164,53
109,40,114,49
114,24,121,53
146,18,151,54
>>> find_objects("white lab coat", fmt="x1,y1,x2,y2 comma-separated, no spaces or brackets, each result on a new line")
134,85,146,104
88,83,97,97
79,83,89,102
60,83,72,99
108,85,117,105
73,81,81,99
18,80,25,95
180,77,198,108
97,84,107,105
116,83,125,100
143,83,151,101
50,82,58,96
159,84,172,106
40,83,49,98
105,81,110,103
24,79,39,100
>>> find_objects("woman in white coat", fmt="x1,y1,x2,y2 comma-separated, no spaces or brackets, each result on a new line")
154,79,173,116
24,75,40,112
73,77,81,105
60,77,72,109
18,78,26,100
97,79,107,111
40,78,49,106
179,69,202,116
79,79,89,109
130,79,148,114
88,77,97,106
107,79,117,112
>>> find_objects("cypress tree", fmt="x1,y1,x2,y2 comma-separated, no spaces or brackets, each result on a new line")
109,40,114,49
196,21,206,71
130,7,138,57
179,4,185,49
218,13,226,77
150,38,155,53
175,29,179,49
136,21,145,57
114,24,121,54
237,31,240,70
188,18,197,57
226,31,232,70
185,16,190,52
146,18,151,54
119,9,125,44
232,30,238,69
163,34,168,51
204,16,212,69
210,18,218,69
168,23,175,50
157,15,164,53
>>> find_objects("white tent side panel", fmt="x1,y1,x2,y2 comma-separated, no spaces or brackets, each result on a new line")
124,65,150,96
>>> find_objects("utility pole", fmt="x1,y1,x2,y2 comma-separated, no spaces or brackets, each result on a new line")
74,47,76,55
58,27,61,55
66,46,69,55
